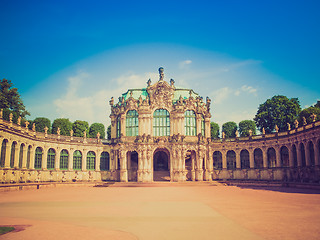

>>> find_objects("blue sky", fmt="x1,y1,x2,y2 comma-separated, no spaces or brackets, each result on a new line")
1,0,319,128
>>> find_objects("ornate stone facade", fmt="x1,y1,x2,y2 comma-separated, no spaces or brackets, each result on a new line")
1,68,320,184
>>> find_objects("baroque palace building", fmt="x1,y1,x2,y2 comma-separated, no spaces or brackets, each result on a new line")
1,67,320,184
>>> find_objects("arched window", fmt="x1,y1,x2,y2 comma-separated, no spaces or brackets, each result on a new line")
26,145,31,169
201,115,205,136
0,139,7,167
34,147,43,169
267,148,276,168
227,150,236,170
116,117,121,138
86,151,96,170
254,148,263,169
292,144,298,167
185,110,196,136
47,148,55,169
153,109,170,136
240,149,250,169
73,150,82,170
10,142,16,168
100,152,110,171
126,110,139,136
60,149,69,170
308,141,315,166
19,144,24,169
280,146,289,167
300,143,306,167
213,151,222,170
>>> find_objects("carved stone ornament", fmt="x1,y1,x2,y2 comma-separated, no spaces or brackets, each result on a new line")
275,125,279,133
287,123,291,131
302,117,307,125
311,113,317,122
294,119,299,128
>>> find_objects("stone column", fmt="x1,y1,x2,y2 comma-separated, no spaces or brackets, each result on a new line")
191,152,195,181
196,115,201,136
22,145,28,169
222,151,227,169
297,143,302,167
119,150,128,182
120,115,126,136
275,147,281,168
262,148,268,169
68,148,73,171
195,150,204,181
235,150,241,169
4,140,12,168
29,146,36,170
82,149,88,171
55,147,60,171
96,151,101,171
205,118,211,138
42,147,48,170
288,145,294,167
305,141,311,166
249,149,254,169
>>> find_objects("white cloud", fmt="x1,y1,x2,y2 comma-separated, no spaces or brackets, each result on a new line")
211,85,258,104
241,85,257,96
179,59,192,69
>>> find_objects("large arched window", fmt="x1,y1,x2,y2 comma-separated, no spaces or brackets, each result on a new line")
213,151,222,170
240,149,250,169
254,148,263,169
19,144,24,169
267,148,276,168
47,148,55,169
280,146,289,167
308,141,315,166
300,143,306,167
185,110,196,136
153,109,170,136
292,144,298,167
73,150,82,170
100,152,110,171
126,110,139,136
0,139,7,168
10,142,16,168
26,145,31,169
60,149,69,170
86,151,96,170
116,117,121,138
34,147,43,169
227,150,236,170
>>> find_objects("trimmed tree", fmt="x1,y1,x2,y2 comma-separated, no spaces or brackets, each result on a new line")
72,120,89,137
33,117,51,133
239,120,256,137
210,122,220,139
222,121,237,138
52,118,72,136
254,95,301,133
89,123,105,139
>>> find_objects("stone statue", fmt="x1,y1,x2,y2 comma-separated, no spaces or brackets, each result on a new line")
249,129,252,136
97,132,100,139
32,123,36,131
83,131,87,138
9,113,13,123
294,119,299,128
109,97,114,106
170,78,175,86
275,125,279,133
159,67,164,81
17,116,21,126
44,126,48,135
302,117,307,125
130,91,133,97
311,113,317,122
235,130,239,137
222,132,225,139
25,121,29,129
206,97,211,110
57,127,61,135
0,109,3,119
70,129,73,136
147,78,151,87
262,128,265,135
287,123,291,131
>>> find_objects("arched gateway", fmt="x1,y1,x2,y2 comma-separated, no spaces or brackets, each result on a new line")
153,148,170,181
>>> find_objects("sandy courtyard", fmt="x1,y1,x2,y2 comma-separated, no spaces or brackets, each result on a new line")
0,183,319,240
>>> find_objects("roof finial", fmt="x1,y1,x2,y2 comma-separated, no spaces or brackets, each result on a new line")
159,67,164,81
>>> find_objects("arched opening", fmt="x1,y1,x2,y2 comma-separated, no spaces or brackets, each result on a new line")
26,145,31,169
213,151,222,170
47,148,56,169
126,110,139,136
292,144,298,167
73,150,82,170
10,141,17,168
60,149,69,170
227,150,236,170
127,151,138,181
153,148,170,181
240,149,250,169
308,141,315,166
254,148,263,169
300,143,306,167
0,139,8,168
86,151,96,170
185,150,196,181
34,147,43,169
100,152,110,171
267,148,276,168
280,146,289,167
19,144,24,169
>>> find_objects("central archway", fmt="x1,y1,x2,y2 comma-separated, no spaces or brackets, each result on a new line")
153,148,170,181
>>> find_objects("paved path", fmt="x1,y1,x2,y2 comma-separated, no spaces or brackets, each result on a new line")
0,184,320,240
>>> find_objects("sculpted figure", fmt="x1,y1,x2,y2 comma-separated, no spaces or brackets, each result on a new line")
287,123,291,131
294,119,299,128
302,117,307,125
275,125,279,133
109,97,114,106
311,113,317,122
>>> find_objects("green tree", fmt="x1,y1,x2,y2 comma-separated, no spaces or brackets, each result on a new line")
222,121,237,138
0,78,29,118
239,120,256,137
89,123,105,139
33,117,51,133
254,95,301,133
314,100,320,109
72,120,89,137
52,118,72,136
107,125,111,140
298,106,320,125
210,122,220,139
